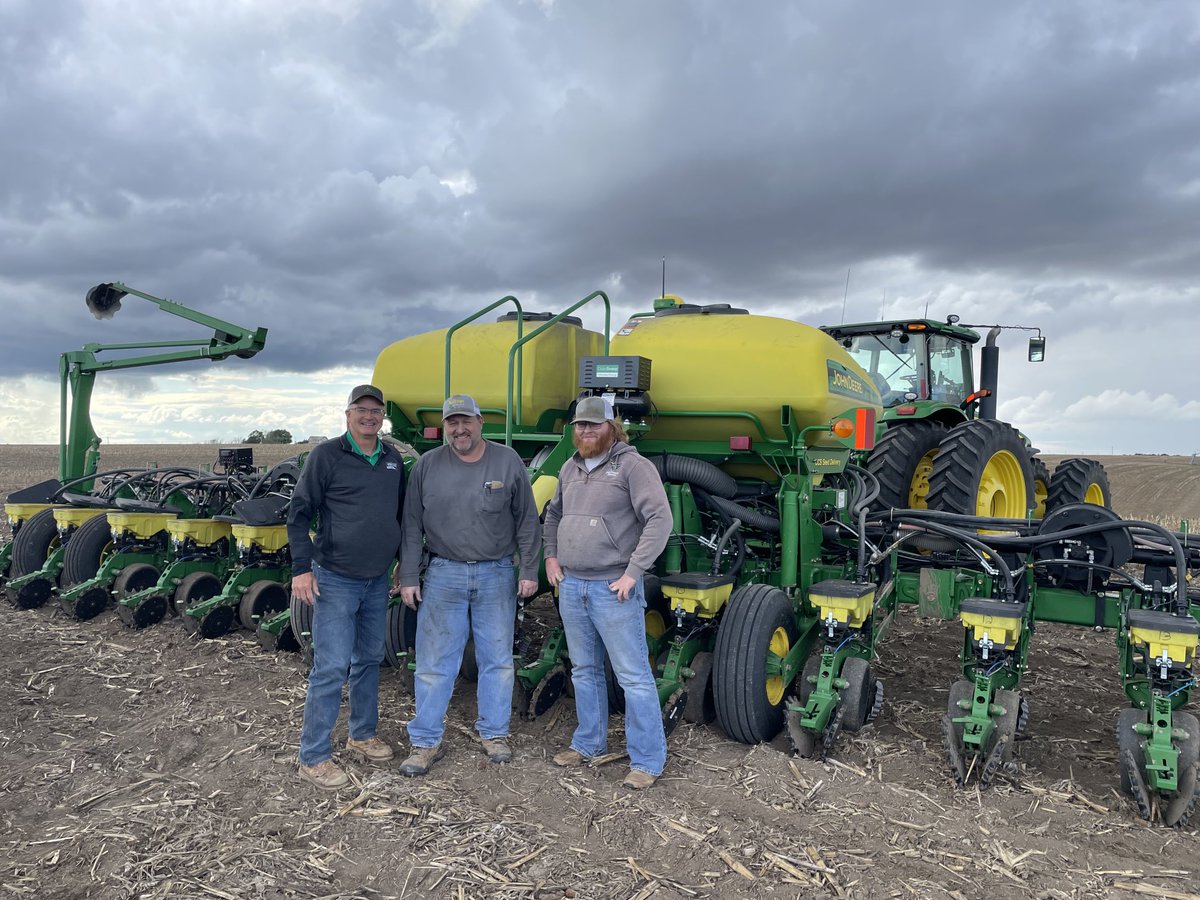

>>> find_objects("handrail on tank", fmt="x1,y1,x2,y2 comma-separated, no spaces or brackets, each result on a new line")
504,290,611,446
444,295,524,406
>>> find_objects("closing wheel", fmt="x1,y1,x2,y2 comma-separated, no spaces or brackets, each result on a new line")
784,700,818,758
1163,711,1200,828
865,420,947,511
606,576,670,714
839,657,875,733
198,604,236,639
713,583,799,744
116,595,167,629
173,571,223,617
1047,457,1112,512
13,578,54,610
238,580,288,630
66,586,110,621
9,508,60,581
683,651,716,725
529,665,567,718
61,513,113,586
927,420,1034,519
944,679,974,786
1117,707,1145,796
1030,456,1050,519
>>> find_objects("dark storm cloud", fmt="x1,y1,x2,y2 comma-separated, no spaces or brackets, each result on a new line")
1,0,1198,451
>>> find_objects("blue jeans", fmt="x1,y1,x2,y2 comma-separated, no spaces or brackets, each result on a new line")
558,573,667,776
407,557,516,748
298,564,389,766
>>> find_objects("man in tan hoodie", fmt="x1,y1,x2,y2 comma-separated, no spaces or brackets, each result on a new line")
542,396,672,789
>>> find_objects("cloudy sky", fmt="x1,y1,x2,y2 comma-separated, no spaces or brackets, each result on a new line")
1,0,1198,456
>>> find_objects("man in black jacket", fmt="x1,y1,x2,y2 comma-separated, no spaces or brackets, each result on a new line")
288,384,405,790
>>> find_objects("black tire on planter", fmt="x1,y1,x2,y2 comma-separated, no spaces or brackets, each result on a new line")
713,583,799,744
838,657,874,733
60,513,113,586
927,420,1034,519
682,650,716,725
1116,707,1148,795
9,508,59,578
1047,457,1112,512
865,421,948,511
174,571,223,616
605,575,670,714
289,590,315,656
384,601,418,668
1030,456,1051,519
238,580,289,631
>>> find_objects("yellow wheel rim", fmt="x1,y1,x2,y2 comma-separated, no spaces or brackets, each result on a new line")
1033,477,1048,519
765,626,790,705
975,450,1026,519
644,610,667,670
1084,482,1106,506
908,448,940,509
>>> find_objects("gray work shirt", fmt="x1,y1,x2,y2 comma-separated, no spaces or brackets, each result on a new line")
398,441,542,586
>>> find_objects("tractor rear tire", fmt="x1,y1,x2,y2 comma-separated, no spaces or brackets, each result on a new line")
1048,458,1111,512
61,513,113,586
713,583,799,744
927,420,1034,519
866,421,947,511
238,580,289,631
9,508,59,579
1030,456,1050,519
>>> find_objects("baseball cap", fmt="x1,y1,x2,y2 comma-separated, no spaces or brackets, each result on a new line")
571,396,615,424
347,384,385,406
442,394,482,419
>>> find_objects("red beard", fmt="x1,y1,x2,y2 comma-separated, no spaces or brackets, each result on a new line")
572,425,616,459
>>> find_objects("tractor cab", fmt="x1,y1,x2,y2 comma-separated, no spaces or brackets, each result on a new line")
821,319,979,417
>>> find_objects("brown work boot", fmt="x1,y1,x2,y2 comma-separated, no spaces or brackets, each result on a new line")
298,759,350,791
480,738,512,764
552,748,588,767
622,768,658,790
346,736,395,763
399,744,446,777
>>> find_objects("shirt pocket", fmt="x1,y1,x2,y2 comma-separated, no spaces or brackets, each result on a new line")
481,489,508,515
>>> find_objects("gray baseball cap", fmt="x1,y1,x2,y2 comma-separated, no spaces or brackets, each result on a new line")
347,384,384,406
572,396,615,424
442,394,482,419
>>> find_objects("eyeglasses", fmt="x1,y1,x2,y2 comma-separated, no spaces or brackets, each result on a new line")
574,421,606,432
349,406,385,417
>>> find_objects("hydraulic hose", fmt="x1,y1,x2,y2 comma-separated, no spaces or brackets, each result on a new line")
650,453,738,499
706,494,781,534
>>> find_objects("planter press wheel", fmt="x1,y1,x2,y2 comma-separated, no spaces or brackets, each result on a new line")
238,580,289,631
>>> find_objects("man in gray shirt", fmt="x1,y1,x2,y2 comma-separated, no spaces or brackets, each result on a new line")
396,394,541,776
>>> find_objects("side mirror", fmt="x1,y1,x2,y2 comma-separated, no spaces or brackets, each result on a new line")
1028,337,1046,363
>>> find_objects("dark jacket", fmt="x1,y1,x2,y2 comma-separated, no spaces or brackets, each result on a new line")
286,435,405,578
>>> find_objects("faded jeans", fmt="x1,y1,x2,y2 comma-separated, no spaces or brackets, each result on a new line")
407,557,516,747
298,564,389,766
558,573,667,776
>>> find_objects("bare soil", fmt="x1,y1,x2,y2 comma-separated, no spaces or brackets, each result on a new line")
2,447,1200,899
